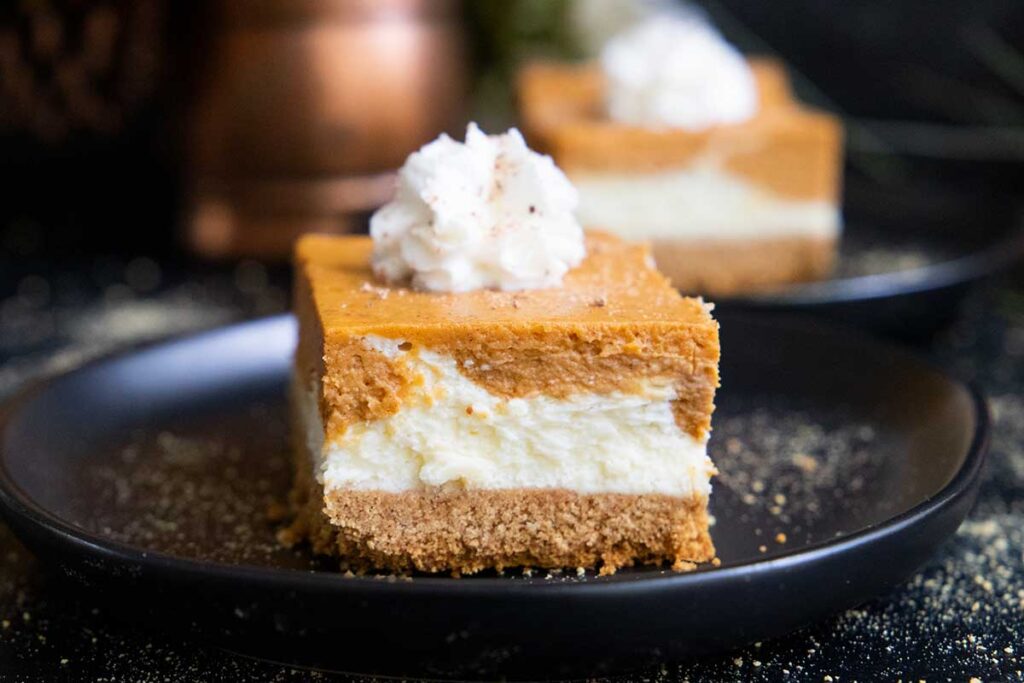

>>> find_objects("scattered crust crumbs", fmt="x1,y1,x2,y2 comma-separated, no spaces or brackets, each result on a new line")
359,282,390,299
791,452,819,473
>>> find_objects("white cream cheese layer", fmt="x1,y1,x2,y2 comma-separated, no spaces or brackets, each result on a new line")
301,337,714,498
572,164,840,241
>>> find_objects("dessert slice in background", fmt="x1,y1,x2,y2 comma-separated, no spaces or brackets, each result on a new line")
518,16,844,296
289,125,720,575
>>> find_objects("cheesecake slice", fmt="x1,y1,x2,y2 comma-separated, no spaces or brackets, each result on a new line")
518,57,843,296
290,231,720,575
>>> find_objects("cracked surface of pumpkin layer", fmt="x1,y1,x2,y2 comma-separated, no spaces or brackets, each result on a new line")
294,231,719,441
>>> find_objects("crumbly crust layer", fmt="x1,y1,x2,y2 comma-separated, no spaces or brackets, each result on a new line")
652,235,837,296
286,429,715,575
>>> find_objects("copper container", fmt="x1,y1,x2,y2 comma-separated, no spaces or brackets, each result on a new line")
186,0,466,259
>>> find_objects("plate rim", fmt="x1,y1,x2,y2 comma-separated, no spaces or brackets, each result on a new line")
726,224,1024,307
0,313,991,598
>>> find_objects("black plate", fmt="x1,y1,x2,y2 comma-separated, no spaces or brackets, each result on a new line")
0,314,988,679
719,176,1024,340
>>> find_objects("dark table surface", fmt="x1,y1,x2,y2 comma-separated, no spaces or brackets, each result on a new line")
0,257,1021,682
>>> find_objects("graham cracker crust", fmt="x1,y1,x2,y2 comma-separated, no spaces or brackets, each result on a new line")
285,405,715,576
652,235,837,296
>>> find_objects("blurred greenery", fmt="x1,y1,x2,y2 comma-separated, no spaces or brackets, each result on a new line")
463,0,581,128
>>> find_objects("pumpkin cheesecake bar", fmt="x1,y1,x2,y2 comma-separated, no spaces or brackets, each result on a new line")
288,125,720,575
518,17,843,295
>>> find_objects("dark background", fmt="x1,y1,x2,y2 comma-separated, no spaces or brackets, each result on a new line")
1,0,1022,266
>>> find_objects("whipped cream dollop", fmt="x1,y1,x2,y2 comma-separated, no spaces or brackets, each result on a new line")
370,123,585,292
601,16,757,130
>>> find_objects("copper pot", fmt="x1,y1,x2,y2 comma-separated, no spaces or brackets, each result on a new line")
186,0,466,259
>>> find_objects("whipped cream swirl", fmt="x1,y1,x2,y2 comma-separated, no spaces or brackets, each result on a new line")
601,16,757,131
370,123,585,292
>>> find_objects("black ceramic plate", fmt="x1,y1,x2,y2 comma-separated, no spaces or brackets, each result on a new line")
0,314,987,679
718,176,1024,339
